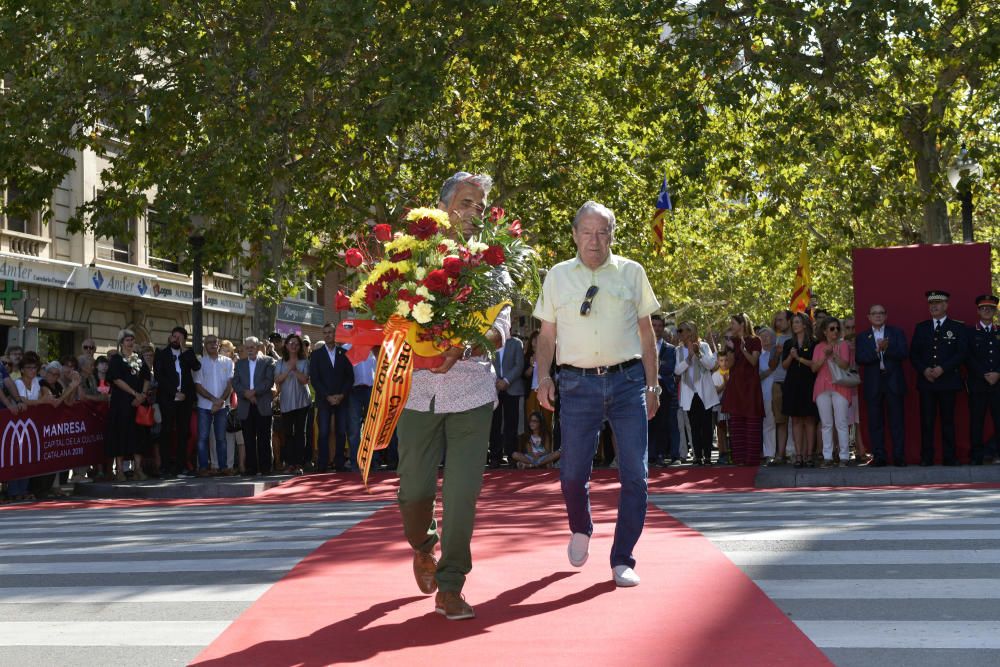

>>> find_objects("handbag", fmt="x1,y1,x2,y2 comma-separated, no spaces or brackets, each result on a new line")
135,403,156,426
828,360,861,388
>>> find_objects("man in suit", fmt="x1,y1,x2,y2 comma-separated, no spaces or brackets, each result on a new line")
967,294,1000,465
489,335,525,468
910,290,968,466
310,323,354,472
154,326,201,477
856,304,908,466
232,336,276,475
649,314,679,466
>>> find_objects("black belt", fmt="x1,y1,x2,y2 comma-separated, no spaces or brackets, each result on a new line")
559,358,640,376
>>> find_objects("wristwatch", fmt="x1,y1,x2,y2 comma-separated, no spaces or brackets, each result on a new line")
645,385,663,396
461,345,474,361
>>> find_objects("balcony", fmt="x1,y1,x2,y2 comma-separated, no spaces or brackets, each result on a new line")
1,229,50,257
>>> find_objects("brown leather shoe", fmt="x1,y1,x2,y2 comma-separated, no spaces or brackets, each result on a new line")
434,590,475,620
413,550,438,594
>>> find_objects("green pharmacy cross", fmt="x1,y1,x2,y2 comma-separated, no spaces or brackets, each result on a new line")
0,280,23,311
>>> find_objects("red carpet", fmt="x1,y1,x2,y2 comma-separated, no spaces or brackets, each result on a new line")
191,473,831,667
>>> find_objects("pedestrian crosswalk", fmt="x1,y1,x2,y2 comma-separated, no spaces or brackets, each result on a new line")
652,489,1000,666
0,501,387,665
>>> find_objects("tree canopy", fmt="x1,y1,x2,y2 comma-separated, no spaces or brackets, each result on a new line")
2,0,997,331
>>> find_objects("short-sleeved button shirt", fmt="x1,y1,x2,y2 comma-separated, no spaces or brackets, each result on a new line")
533,253,660,367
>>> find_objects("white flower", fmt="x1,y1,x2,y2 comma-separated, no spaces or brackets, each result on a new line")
415,266,427,280
127,353,142,375
415,286,434,301
466,240,488,254
411,302,434,324
395,300,412,317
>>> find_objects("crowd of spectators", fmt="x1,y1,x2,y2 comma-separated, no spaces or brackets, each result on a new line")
4,288,997,503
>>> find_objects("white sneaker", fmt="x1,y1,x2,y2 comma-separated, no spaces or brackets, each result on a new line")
567,533,590,567
612,565,640,587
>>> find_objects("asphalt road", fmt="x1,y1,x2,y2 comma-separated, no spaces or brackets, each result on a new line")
653,488,1000,667
0,501,386,666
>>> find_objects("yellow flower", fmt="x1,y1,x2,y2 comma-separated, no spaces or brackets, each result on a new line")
350,285,366,309
412,302,434,324
385,234,422,254
405,207,451,229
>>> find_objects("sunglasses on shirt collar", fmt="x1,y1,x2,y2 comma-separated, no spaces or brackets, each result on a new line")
580,285,599,316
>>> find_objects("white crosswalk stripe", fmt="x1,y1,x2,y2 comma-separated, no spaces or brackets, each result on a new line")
652,488,1000,666
0,500,387,664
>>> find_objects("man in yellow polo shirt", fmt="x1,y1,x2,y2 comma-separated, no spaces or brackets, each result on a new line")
533,200,661,587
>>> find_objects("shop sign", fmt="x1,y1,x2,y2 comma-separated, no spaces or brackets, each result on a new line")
0,255,77,289
277,301,325,326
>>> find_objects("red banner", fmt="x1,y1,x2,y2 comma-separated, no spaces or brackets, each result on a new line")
0,402,109,482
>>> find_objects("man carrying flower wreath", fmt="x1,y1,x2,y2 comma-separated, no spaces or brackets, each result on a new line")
396,171,512,621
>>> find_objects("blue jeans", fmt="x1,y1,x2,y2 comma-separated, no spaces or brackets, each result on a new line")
558,364,649,569
198,407,229,470
316,401,349,469
348,385,373,467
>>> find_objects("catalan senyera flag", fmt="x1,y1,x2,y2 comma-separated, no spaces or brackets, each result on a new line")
651,178,673,251
790,239,812,313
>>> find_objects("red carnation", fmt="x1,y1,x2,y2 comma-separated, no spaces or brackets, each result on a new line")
442,256,464,278
345,248,364,268
408,216,438,240
335,290,352,311
373,224,393,242
489,206,505,222
390,250,412,262
483,245,505,266
377,269,402,285
397,289,425,306
508,219,522,237
422,269,453,295
437,243,450,253
364,282,389,309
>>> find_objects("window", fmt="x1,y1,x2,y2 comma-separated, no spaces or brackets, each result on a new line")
94,198,135,264
295,272,320,304
2,180,42,236
146,208,179,272
96,225,134,263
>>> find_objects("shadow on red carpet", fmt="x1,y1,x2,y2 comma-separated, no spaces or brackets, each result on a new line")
191,472,831,667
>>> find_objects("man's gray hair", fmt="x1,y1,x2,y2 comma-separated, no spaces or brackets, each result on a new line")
438,171,493,206
573,200,616,234
243,336,260,346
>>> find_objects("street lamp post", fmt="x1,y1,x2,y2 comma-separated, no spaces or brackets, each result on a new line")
189,215,207,355
947,145,983,244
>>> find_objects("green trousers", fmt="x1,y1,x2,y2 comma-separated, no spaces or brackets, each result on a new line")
396,401,492,593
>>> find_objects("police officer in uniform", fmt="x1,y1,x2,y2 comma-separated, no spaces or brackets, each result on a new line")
910,290,968,466
967,294,1000,465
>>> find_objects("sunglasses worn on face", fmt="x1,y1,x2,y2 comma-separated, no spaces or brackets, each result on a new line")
580,285,599,316
83,345,96,350
828,327,840,332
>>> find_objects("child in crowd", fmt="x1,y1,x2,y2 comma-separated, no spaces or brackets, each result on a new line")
513,411,560,469
712,348,733,465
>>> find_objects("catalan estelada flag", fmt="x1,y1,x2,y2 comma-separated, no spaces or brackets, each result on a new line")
790,239,811,313
651,178,672,251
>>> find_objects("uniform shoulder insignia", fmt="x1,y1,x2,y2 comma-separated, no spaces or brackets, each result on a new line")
952,319,965,324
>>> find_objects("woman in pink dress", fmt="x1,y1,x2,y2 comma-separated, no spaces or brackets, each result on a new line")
810,317,853,467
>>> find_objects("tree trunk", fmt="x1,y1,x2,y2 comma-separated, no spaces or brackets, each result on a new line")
251,174,290,336
901,105,951,244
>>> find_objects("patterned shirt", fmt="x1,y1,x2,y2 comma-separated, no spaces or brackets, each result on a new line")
405,305,512,414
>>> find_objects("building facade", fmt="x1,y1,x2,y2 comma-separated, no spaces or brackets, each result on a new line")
0,145,333,359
